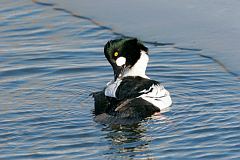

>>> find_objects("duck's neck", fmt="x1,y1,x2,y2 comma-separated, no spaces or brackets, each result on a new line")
123,51,149,79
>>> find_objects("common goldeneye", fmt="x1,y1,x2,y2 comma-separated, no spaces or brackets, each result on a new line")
92,38,172,121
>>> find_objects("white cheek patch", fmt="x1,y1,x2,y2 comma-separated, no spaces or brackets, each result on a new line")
116,57,126,66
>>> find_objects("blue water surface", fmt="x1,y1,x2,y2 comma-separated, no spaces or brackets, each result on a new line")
0,1,239,159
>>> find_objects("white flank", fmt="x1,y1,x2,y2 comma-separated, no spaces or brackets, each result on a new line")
116,57,126,66
138,84,172,110
104,78,122,98
123,50,149,79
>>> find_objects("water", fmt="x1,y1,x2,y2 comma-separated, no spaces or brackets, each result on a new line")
0,1,239,159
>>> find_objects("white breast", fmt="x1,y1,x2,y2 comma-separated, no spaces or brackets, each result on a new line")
104,78,122,98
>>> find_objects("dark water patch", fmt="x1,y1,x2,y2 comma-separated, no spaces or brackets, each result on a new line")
1,26,43,33
50,66,107,75
31,0,54,7
174,46,202,51
0,67,50,77
2,153,60,160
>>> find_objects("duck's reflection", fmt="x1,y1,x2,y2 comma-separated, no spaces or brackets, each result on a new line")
100,115,169,159
103,122,152,159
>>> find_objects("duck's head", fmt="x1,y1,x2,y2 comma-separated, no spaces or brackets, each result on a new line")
104,38,149,80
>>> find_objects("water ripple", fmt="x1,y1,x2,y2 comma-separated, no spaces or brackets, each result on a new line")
0,0,239,159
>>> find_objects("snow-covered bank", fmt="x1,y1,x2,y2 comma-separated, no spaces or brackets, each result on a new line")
39,0,240,77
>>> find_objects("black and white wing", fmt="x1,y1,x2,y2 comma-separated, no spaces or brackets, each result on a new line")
105,76,172,111
138,83,172,111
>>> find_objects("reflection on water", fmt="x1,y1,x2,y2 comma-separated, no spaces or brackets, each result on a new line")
0,0,239,159
103,124,150,159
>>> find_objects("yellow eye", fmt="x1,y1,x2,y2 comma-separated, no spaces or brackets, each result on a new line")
114,52,118,57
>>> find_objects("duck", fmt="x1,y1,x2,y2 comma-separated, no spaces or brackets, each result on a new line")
92,38,172,122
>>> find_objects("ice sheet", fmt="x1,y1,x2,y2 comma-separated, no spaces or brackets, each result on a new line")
40,0,240,77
